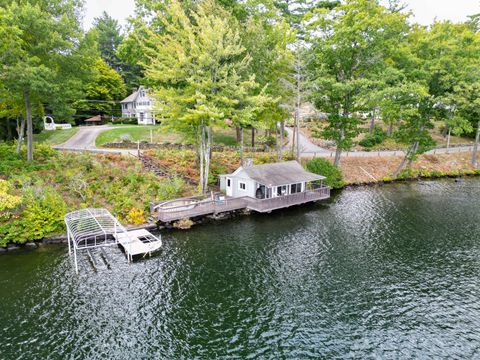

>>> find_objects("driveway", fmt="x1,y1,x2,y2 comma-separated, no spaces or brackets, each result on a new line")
54,125,137,155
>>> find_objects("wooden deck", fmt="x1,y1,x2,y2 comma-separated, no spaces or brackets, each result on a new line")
114,229,162,261
153,187,330,223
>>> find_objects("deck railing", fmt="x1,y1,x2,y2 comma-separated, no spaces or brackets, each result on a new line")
246,187,331,213
154,187,331,222
155,197,250,223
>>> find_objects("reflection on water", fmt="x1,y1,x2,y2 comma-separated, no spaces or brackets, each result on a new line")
1,179,480,359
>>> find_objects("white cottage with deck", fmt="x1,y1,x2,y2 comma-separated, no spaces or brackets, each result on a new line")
120,86,156,125
219,160,326,200
153,160,330,223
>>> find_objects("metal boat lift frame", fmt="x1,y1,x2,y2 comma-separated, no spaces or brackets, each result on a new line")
64,208,161,273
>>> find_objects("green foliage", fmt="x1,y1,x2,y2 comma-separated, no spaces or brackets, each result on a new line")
34,128,79,145
0,144,187,245
0,187,66,245
75,58,127,118
305,157,344,189
156,177,186,201
92,11,124,73
308,0,409,165
359,126,387,148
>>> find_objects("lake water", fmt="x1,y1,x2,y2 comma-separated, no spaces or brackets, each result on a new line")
1,179,480,359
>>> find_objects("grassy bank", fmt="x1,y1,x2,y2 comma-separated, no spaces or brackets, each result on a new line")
0,144,286,246
96,126,240,147
34,128,79,145
333,152,480,185
0,144,191,246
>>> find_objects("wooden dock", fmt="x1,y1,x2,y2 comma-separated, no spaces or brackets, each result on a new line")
153,187,331,223
114,229,162,262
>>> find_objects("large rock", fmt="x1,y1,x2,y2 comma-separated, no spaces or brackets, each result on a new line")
7,244,20,251
25,242,37,248
0,247,7,253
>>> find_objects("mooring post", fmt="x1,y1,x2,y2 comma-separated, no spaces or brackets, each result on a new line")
74,247,78,274
67,230,71,256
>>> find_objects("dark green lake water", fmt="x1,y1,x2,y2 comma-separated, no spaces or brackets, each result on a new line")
1,179,480,359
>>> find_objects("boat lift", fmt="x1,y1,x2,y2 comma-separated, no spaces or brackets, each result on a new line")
64,208,162,273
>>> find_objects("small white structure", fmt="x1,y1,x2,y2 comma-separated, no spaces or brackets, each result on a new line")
43,116,72,131
120,86,156,125
64,208,162,273
219,160,326,199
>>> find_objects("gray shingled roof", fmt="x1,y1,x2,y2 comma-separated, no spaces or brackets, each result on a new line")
243,160,325,186
120,89,139,103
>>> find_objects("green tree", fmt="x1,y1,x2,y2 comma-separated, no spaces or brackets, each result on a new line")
142,0,269,193
92,11,123,72
392,82,436,175
0,0,96,161
452,79,480,167
75,58,127,119
308,0,409,166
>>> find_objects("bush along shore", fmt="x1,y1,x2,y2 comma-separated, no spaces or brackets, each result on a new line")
1,144,479,252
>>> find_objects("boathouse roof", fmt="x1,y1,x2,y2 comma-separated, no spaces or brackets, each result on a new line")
243,160,325,186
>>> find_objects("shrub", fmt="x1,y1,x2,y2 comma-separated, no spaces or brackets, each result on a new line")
305,158,345,189
126,207,146,225
0,179,22,220
359,126,386,148
111,117,138,125
0,187,67,245
156,177,185,200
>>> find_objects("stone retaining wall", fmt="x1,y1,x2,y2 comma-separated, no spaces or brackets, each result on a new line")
103,141,272,153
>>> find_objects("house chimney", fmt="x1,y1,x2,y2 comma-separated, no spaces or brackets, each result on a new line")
242,157,253,168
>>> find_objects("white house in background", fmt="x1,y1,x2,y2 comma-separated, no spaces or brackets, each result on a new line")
120,86,156,125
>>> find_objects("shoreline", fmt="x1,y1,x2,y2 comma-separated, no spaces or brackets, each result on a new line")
2,171,478,253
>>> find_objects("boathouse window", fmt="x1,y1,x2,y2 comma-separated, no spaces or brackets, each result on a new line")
277,185,287,196
239,182,246,190
290,183,302,194
227,179,231,187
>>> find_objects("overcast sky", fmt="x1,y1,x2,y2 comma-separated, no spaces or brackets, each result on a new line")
83,0,480,30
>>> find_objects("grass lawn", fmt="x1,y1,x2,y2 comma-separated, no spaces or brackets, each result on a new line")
96,126,183,147
34,128,79,145
96,125,239,147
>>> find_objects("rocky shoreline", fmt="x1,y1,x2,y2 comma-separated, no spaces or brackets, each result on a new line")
1,171,479,253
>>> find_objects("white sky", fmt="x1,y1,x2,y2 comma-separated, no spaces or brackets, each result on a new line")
82,0,480,30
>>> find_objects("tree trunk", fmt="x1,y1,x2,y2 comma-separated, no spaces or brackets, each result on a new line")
394,143,417,177
203,126,212,194
472,120,480,167
388,122,393,137
16,116,26,155
236,127,241,142
291,125,296,154
199,127,205,194
442,122,449,137
407,141,419,168
24,88,33,161
239,127,244,165
279,121,284,161
276,124,281,161
251,127,255,147
334,126,344,167
447,128,451,149
369,112,375,134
